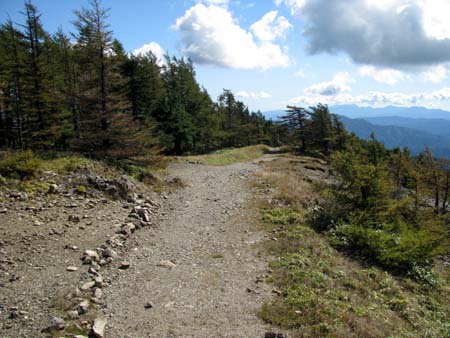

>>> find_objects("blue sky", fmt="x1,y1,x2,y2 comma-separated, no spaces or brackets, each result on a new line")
2,0,450,112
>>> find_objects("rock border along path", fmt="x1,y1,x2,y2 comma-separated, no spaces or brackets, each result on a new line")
101,159,279,337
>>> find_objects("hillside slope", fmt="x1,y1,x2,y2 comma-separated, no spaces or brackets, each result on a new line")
339,116,450,157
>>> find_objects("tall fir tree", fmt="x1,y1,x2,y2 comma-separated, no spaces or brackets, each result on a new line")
0,19,27,149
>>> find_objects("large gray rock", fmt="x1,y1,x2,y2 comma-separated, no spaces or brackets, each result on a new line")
88,175,135,200
43,316,66,332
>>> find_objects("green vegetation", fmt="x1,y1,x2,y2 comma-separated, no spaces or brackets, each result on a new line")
315,142,449,274
262,208,304,225
255,157,450,338
185,145,270,166
0,150,42,179
0,150,93,177
277,104,449,274
0,1,277,160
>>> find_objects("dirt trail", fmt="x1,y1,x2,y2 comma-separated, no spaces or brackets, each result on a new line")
102,158,278,338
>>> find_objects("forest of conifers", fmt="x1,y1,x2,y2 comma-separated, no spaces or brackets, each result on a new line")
0,0,280,157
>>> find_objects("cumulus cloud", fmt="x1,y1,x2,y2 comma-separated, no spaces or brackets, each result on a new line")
304,72,354,96
132,42,164,65
250,10,292,42
359,66,406,85
284,71,450,107
236,91,272,99
423,65,449,83
276,0,450,68
288,87,450,108
173,4,289,70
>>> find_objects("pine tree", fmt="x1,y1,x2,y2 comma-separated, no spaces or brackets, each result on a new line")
21,1,51,147
52,29,80,145
72,0,126,155
122,51,165,121
308,104,333,155
0,19,27,149
279,105,309,151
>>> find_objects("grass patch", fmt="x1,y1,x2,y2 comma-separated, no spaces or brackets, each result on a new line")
0,150,42,179
41,155,91,173
254,154,450,338
184,145,270,166
262,208,304,225
0,150,166,196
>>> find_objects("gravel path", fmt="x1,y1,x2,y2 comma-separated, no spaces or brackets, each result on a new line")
102,159,277,338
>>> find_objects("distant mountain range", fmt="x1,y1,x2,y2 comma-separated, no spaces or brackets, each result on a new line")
263,105,450,158
330,104,450,120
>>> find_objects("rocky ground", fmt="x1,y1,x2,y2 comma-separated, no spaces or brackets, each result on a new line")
0,155,285,337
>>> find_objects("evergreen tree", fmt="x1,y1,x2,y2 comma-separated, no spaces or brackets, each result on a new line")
122,51,165,121
279,105,309,151
21,1,52,147
308,104,333,154
0,19,27,149
52,29,80,146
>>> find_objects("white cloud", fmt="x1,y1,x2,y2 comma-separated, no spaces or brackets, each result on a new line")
196,0,229,6
359,66,406,85
275,0,306,16
304,72,354,96
423,65,449,83
173,4,289,70
236,91,272,99
132,42,164,65
288,87,450,108
422,0,450,40
277,0,450,68
250,10,292,42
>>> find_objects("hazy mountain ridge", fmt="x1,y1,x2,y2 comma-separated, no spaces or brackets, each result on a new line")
364,116,450,137
263,105,450,158
338,116,450,157
330,104,450,120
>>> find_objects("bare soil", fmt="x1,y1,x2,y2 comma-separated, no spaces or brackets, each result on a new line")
102,159,279,338
0,156,282,338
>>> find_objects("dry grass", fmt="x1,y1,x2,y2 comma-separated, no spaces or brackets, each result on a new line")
253,153,450,338
184,145,270,166
253,155,320,208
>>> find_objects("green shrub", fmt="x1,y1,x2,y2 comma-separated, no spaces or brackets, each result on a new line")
75,185,87,194
41,155,91,173
331,220,445,271
262,208,303,225
0,150,42,179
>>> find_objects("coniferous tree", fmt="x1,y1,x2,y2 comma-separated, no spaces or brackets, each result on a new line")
308,104,333,154
279,105,309,151
122,51,165,121
0,1,274,158
52,29,80,145
0,19,27,149
21,1,52,147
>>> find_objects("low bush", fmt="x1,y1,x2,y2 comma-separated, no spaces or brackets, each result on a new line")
0,150,42,179
330,220,446,272
262,208,303,225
